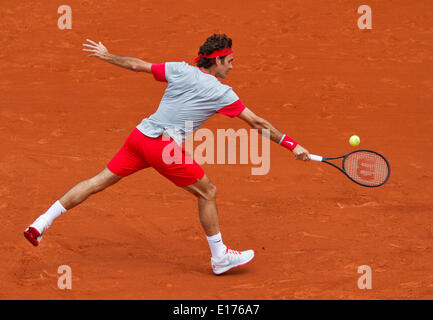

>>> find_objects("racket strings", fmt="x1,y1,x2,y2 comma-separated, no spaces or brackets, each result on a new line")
344,151,389,186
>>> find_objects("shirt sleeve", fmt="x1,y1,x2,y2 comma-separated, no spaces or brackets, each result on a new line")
151,63,167,82
164,62,189,83
217,99,247,118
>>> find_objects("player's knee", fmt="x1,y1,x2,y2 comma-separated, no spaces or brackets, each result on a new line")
86,178,103,194
88,169,121,194
88,176,111,193
203,182,217,201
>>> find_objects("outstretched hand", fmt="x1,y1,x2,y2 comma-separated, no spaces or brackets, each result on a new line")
82,39,109,59
292,144,310,161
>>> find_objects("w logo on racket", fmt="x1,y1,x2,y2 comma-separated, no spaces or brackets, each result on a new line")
356,157,375,181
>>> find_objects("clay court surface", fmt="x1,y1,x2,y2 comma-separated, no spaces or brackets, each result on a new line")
1,0,432,299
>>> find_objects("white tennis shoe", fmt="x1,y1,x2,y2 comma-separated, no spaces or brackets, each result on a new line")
211,247,255,275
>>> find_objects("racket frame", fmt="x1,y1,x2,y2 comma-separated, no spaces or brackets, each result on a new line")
310,149,391,187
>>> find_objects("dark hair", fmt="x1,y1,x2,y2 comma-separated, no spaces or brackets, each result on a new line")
196,34,232,68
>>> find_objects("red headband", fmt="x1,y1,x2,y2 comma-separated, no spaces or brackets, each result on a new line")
194,48,233,64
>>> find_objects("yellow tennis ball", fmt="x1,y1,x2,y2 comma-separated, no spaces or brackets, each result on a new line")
349,135,360,146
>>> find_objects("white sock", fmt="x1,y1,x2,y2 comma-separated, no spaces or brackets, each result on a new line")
206,232,227,259
31,200,67,233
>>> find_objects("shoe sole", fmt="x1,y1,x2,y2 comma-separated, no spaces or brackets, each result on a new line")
24,227,40,247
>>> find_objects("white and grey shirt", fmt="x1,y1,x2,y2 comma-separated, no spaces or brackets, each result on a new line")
136,62,246,146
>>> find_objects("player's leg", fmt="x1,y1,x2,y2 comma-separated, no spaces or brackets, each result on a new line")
183,174,219,236
183,175,254,275
133,132,254,274
59,167,122,210
24,167,123,246
25,128,148,247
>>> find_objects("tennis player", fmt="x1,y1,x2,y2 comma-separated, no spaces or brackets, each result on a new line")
24,34,310,275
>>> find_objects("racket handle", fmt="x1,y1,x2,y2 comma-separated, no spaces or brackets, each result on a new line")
310,154,323,162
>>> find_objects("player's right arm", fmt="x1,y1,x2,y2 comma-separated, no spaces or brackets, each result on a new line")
237,107,310,161
82,39,152,73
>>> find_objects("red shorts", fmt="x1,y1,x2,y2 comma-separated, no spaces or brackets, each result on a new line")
107,128,205,187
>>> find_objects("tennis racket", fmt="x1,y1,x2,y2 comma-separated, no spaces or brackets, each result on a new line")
309,149,390,187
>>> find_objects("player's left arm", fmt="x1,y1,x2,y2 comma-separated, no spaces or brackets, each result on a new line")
82,39,152,73
237,107,310,161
